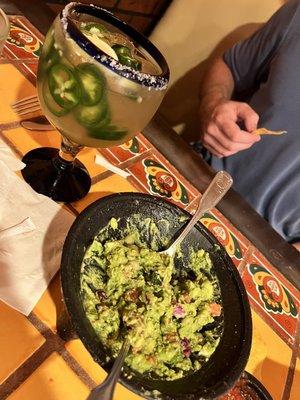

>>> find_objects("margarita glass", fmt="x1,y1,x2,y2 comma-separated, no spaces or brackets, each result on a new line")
21,2,169,202
0,8,9,56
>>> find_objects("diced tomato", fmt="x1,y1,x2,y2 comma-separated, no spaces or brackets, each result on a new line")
210,302,222,317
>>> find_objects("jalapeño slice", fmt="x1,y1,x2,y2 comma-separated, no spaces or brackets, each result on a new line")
118,55,142,70
42,31,60,71
75,99,110,127
88,124,128,141
42,79,69,117
42,29,55,58
112,44,131,57
112,45,142,71
48,64,80,110
80,22,108,35
75,63,105,106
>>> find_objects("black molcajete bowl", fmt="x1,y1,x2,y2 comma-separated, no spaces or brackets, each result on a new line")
60,193,252,399
243,372,273,400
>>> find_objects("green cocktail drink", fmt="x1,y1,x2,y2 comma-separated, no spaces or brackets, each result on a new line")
21,2,169,202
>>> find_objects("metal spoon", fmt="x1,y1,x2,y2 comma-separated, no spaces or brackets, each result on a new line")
160,170,233,257
86,339,130,400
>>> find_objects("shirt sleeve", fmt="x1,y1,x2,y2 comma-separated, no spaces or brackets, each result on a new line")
223,0,300,97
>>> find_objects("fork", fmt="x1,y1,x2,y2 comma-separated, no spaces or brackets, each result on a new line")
11,94,41,116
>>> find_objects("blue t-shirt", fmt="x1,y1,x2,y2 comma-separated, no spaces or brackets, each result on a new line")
211,0,300,244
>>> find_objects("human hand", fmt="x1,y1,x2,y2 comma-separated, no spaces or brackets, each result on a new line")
199,100,260,158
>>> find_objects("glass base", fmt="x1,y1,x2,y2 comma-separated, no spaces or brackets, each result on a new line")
21,147,91,203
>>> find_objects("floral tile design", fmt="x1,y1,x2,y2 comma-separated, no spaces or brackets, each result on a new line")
184,197,245,266
210,206,250,249
3,17,43,60
200,212,245,265
126,150,198,209
99,133,151,165
242,252,299,347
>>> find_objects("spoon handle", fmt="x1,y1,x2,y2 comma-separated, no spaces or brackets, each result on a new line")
197,170,233,215
169,171,233,251
86,339,130,400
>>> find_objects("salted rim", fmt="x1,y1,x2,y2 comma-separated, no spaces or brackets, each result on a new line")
0,8,10,39
61,2,170,90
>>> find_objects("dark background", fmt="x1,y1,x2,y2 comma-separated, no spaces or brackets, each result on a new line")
45,0,172,35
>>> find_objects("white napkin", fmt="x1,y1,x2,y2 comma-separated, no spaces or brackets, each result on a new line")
95,154,130,178
0,160,75,315
0,139,25,171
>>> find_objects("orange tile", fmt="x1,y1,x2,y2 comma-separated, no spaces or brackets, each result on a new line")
245,311,292,399
290,356,300,400
77,147,106,178
7,352,89,400
33,273,63,333
0,301,45,384
65,339,142,400
0,64,40,124
71,174,137,213
2,126,60,156
65,340,104,384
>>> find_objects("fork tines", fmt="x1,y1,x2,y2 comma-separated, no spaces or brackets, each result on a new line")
11,95,41,116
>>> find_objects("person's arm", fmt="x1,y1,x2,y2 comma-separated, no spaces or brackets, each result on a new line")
198,57,260,158
198,0,299,158
293,242,300,251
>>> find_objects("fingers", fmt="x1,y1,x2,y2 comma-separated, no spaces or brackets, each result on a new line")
200,100,260,157
203,126,254,157
236,102,259,132
221,120,260,144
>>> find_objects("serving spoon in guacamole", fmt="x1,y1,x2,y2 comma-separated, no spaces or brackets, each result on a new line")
86,339,130,400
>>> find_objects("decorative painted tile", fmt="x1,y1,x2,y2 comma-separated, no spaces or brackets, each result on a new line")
71,174,137,213
201,212,245,265
3,17,43,60
99,133,151,165
7,352,89,400
0,300,45,384
0,64,39,124
65,340,142,400
184,197,245,266
126,151,198,209
184,187,250,253
12,16,44,41
245,311,293,400
242,252,299,347
209,206,250,248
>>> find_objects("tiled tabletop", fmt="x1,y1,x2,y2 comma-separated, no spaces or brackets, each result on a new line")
0,16,299,400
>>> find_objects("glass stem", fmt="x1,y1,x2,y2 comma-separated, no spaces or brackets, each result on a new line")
53,136,84,171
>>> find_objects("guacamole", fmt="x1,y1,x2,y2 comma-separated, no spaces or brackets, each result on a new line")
80,217,223,380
